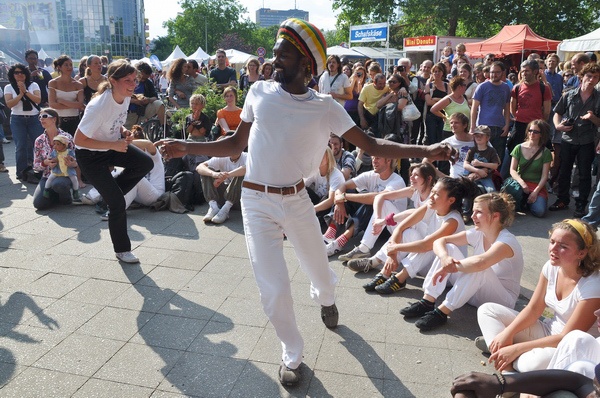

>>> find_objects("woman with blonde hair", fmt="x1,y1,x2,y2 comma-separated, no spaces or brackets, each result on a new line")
305,146,345,224
401,192,524,331
239,58,262,91
79,55,107,104
478,219,600,373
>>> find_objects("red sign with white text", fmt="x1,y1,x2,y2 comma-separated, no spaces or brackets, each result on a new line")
404,36,437,47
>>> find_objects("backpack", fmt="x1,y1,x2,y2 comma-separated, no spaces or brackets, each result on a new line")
514,81,546,109
377,102,403,139
169,171,196,212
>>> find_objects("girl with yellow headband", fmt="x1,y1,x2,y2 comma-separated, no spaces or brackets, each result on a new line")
476,218,600,373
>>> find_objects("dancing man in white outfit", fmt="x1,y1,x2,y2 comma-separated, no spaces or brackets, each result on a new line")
157,18,457,386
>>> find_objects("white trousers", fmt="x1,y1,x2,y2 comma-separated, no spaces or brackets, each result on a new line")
373,227,434,278
361,200,402,249
424,244,516,312
124,178,164,208
241,187,337,369
548,329,600,379
477,302,555,372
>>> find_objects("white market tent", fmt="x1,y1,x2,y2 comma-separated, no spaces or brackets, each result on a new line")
327,46,364,58
130,57,151,67
38,48,50,60
210,49,256,66
557,27,600,60
188,46,210,63
161,45,188,68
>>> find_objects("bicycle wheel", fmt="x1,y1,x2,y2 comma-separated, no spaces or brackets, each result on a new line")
144,119,163,142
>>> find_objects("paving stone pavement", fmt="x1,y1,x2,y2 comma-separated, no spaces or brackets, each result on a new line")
0,145,583,397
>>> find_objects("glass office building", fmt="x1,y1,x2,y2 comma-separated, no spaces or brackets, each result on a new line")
0,0,145,60
255,8,309,28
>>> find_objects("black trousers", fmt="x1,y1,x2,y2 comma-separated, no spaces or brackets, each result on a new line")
76,145,153,253
556,140,595,206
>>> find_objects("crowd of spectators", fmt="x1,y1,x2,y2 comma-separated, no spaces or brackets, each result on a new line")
1,43,600,395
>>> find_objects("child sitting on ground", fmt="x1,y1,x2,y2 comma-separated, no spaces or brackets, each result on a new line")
463,125,500,193
44,135,80,202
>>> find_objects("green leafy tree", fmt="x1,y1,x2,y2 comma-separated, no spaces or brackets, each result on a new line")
151,36,174,60
164,0,252,55
333,0,599,46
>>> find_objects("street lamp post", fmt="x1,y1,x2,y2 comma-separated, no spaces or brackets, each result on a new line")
204,16,208,51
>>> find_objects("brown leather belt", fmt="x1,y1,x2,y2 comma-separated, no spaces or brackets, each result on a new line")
242,180,305,195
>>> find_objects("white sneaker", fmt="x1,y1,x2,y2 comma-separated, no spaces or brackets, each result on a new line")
326,240,341,257
203,207,219,222
115,251,139,263
211,207,230,224
2,138,11,144
101,210,109,221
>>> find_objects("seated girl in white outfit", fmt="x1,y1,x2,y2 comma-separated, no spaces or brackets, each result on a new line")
477,219,600,373
360,176,473,294
547,314,600,380
345,162,437,273
401,192,524,331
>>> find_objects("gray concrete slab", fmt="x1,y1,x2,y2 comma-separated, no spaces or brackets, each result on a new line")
0,145,586,397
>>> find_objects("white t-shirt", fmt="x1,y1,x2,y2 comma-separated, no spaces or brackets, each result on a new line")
465,81,478,100
76,90,130,151
146,149,165,193
4,83,41,115
352,171,407,211
410,189,434,236
205,152,248,184
318,71,351,106
441,135,475,178
305,167,345,200
240,81,356,186
427,210,467,256
466,228,524,304
543,262,600,336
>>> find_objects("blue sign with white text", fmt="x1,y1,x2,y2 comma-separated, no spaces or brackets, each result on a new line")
350,23,388,43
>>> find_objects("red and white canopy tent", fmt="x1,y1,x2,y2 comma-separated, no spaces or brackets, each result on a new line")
465,24,561,62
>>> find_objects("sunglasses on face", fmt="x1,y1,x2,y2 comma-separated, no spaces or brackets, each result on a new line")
388,80,399,84
13,71,25,75
38,114,55,120
528,129,541,134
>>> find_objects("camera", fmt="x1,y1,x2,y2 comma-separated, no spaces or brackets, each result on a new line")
397,65,405,72
563,118,575,126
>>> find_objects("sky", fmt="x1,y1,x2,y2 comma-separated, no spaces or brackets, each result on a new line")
144,0,338,40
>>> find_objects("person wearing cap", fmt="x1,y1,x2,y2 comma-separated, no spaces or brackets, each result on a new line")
463,125,500,193
156,17,457,386
44,134,80,201
476,219,600,374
